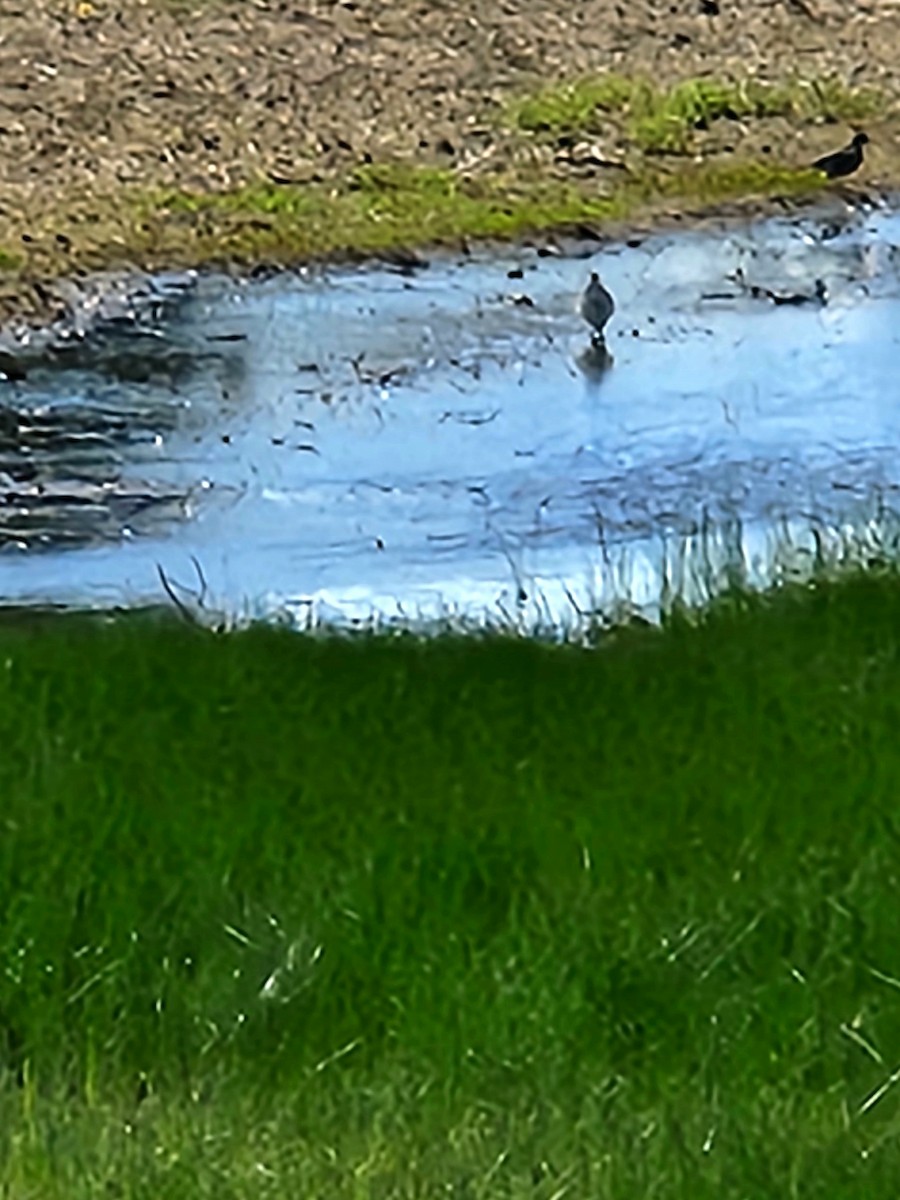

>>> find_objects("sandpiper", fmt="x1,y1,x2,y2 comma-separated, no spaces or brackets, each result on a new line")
580,271,615,341
812,132,869,180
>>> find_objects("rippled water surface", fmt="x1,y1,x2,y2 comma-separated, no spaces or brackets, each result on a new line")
1,204,899,629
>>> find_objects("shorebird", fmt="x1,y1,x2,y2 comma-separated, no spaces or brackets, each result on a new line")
812,132,869,180
580,271,615,342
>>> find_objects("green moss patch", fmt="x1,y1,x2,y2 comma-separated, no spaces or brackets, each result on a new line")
133,156,822,271
508,74,882,153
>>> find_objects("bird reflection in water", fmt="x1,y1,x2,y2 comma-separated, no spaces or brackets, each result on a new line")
576,338,614,384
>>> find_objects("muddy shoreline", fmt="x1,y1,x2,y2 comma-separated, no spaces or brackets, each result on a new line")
0,0,898,327
0,182,886,365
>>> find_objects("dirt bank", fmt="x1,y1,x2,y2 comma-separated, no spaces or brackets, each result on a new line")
1,0,898,321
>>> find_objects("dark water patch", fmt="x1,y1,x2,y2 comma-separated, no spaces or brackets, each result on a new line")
0,279,239,550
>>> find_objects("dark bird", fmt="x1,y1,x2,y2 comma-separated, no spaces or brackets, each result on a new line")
580,271,615,342
812,132,869,180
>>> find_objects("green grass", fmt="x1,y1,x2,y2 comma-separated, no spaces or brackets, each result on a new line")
135,157,820,270
0,69,887,299
125,74,871,267
147,164,615,259
6,72,879,288
508,74,882,153
4,574,900,1194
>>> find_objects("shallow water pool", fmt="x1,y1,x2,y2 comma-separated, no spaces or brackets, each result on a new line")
1,202,899,631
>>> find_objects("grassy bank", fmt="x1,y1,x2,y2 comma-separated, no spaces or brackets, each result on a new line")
137,158,822,269
1,155,825,283
3,574,900,1195
0,71,889,307
135,68,880,267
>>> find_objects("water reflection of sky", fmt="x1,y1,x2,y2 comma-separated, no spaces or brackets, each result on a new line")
1,204,899,630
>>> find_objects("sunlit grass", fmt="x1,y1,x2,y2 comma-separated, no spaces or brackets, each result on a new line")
510,73,641,135
144,164,621,261
135,155,821,269
3,572,900,1194
508,73,883,153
